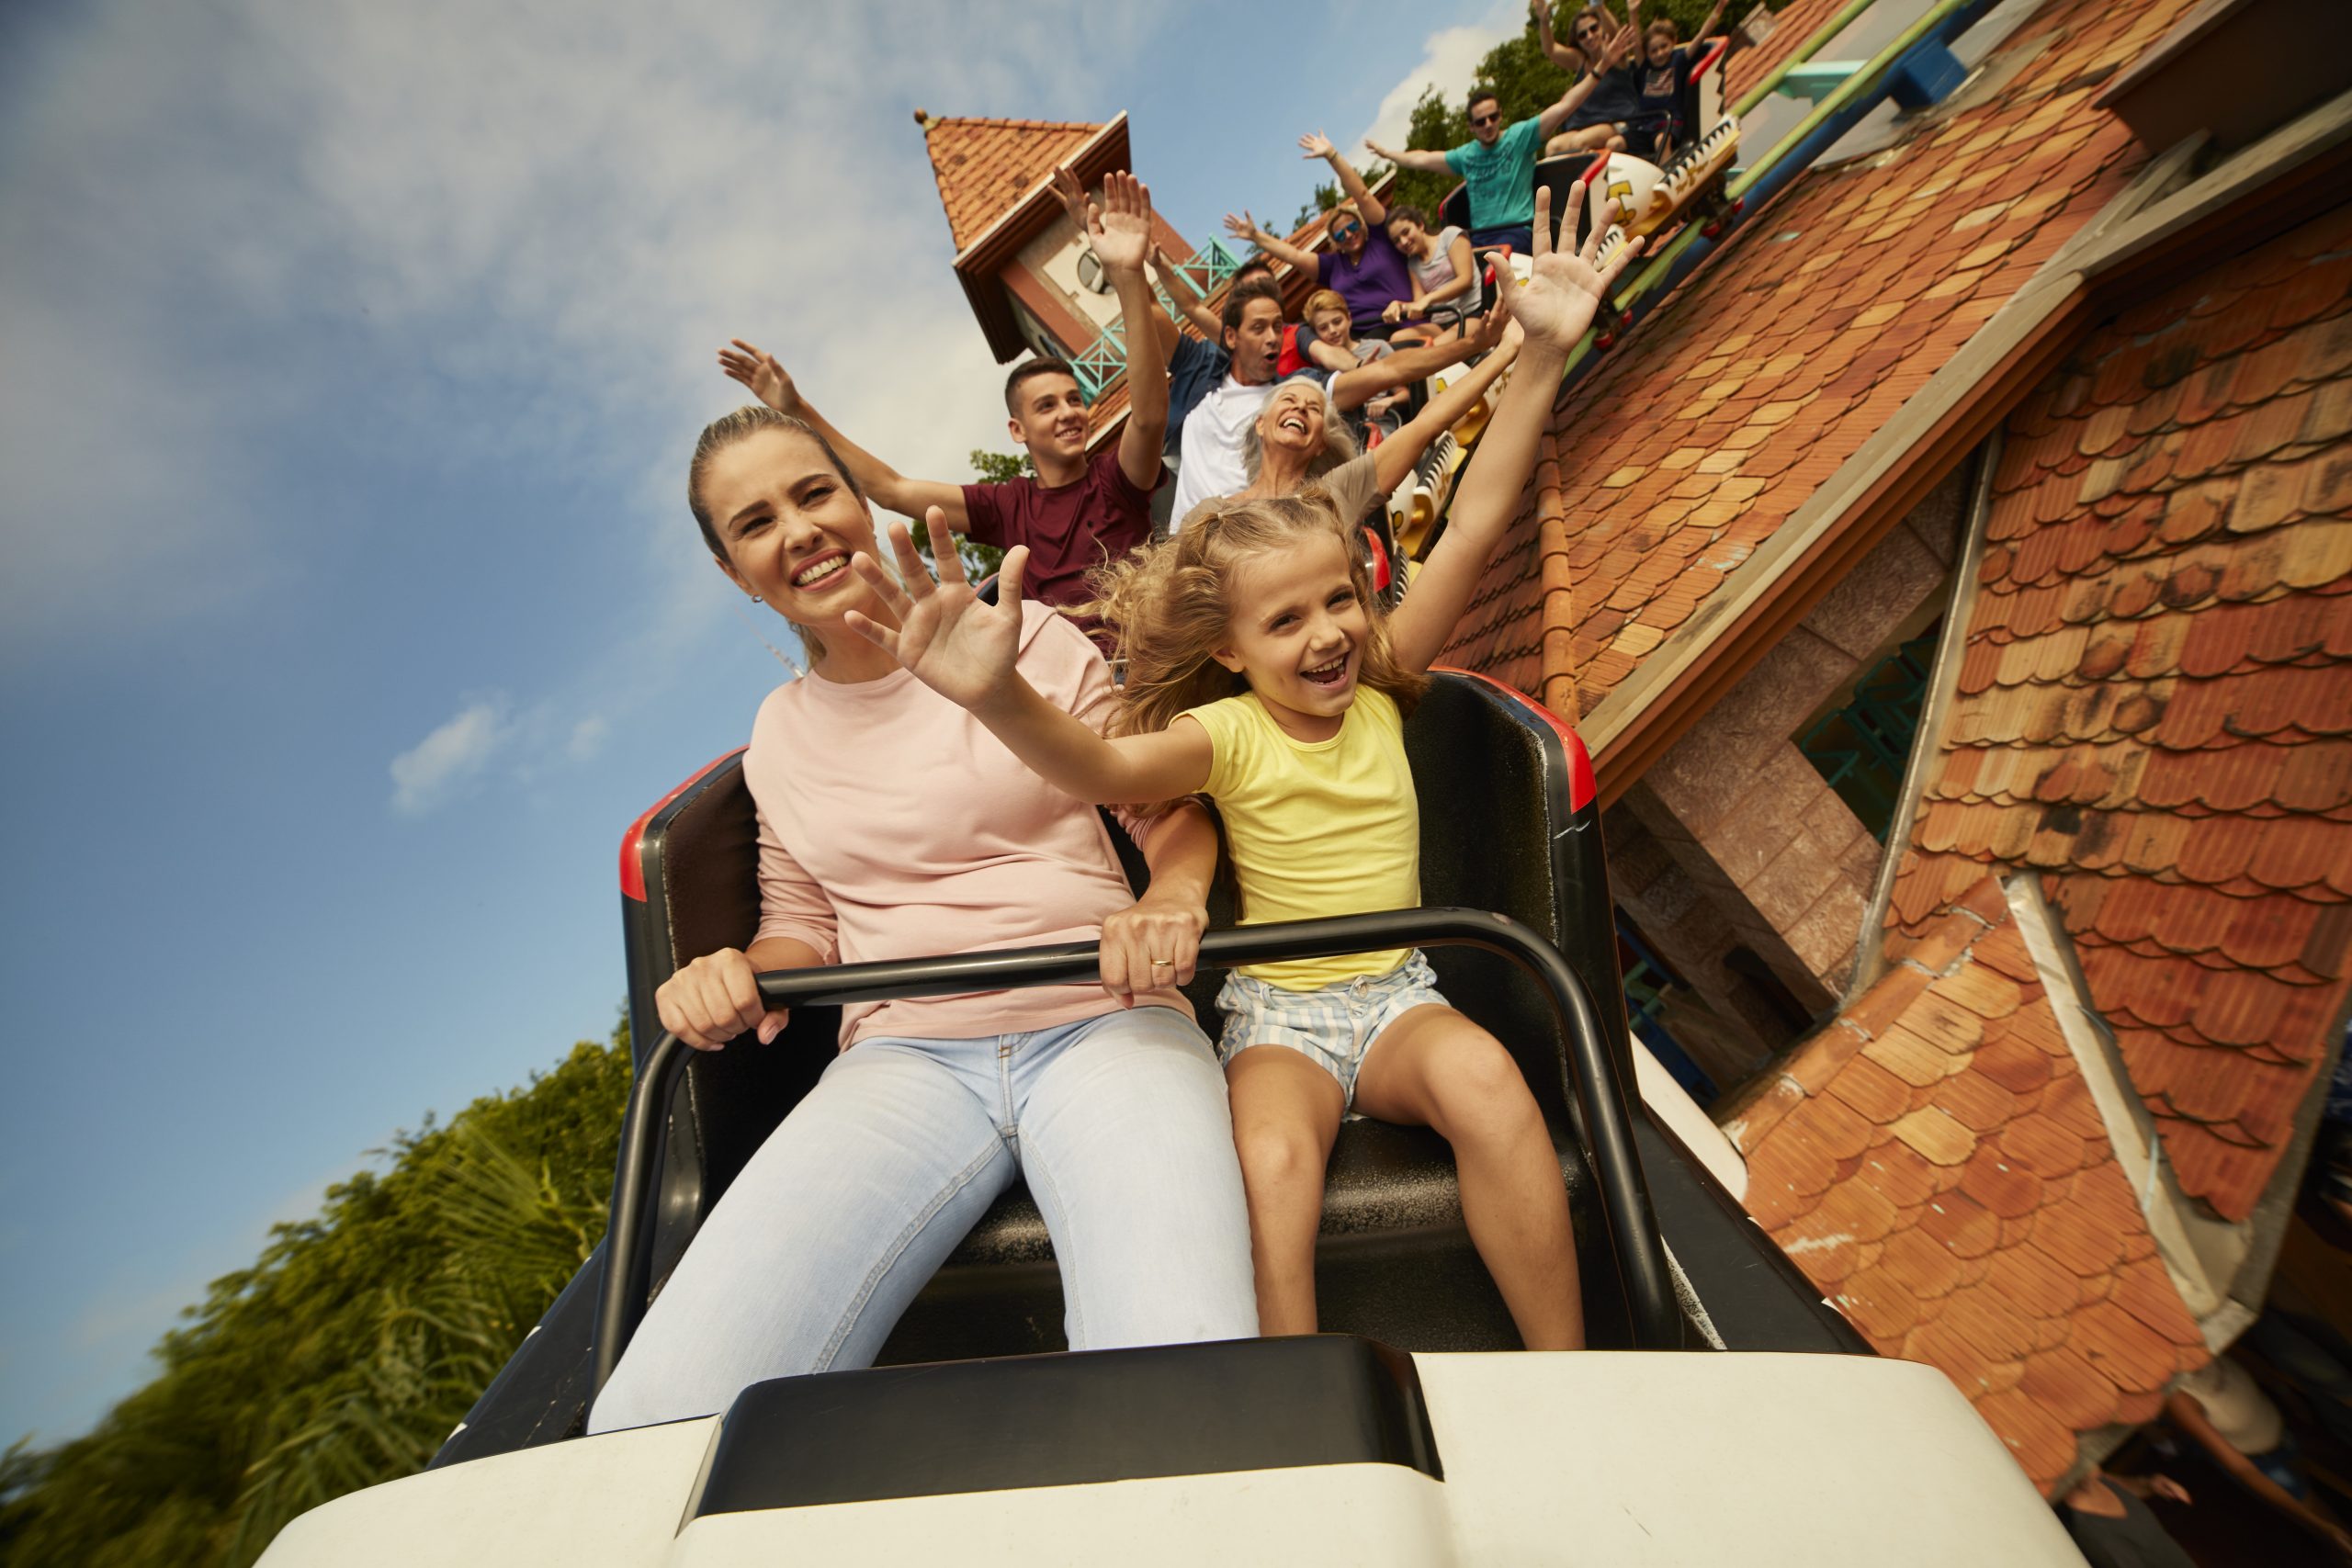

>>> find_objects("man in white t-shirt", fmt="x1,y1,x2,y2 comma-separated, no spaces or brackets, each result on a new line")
1170,275,1507,529
1170,277,1287,525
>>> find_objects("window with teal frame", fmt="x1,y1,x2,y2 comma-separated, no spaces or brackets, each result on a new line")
1796,624,1940,842
1067,238,1244,402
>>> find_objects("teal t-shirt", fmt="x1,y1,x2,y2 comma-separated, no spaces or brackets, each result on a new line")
1444,118,1544,231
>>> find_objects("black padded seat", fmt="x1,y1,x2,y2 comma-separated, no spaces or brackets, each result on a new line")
435,671,1651,1466
619,675,1635,1365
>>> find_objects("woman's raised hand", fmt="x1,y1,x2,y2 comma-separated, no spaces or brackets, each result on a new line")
845,509,1028,711
656,948,789,1052
1298,130,1337,161
1222,209,1261,245
718,339,797,413
1491,189,1643,353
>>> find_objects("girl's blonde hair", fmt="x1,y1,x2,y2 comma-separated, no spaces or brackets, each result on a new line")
1087,488,1427,818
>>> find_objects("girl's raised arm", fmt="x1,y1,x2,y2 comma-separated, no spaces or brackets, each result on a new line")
847,514,1214,805
1385,191,1641,674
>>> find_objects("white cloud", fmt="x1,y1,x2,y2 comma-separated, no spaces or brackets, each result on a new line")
390,699,506,816
1352,0,1532,159
565,716,611,762
0,0,1154,686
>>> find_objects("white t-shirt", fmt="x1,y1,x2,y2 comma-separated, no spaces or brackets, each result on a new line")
1170,374,1278,529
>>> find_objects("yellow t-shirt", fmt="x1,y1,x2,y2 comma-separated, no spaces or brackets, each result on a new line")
1185,686,1420,990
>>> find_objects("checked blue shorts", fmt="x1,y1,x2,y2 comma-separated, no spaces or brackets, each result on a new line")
1214,950,1449,1108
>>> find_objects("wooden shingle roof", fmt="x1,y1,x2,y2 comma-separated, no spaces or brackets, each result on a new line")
921,115,1105,254
1727,879,2211,1495
1885,196,2352,1222
1438,0,2192,721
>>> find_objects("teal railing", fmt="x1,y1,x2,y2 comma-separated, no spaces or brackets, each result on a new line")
1068,239,1245,402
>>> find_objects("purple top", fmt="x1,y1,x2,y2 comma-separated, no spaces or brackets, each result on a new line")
1317,228,1416,331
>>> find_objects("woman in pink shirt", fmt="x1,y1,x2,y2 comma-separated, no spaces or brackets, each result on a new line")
588,406,1256,1433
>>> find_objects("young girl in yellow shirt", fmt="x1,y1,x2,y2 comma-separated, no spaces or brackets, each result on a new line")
848,194,1638,1348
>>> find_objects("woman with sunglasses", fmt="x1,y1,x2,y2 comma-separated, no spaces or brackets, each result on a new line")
1535,1,1641,157
1225,133,1433,346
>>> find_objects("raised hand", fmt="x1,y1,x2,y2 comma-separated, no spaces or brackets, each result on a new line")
1091,170,1153,276
718,339,797,413
1492,190,1642,352
1470,297,1520,355
1049,165,1097,236
844,511,1028,713
1364,140,1399,164
1222,209,1261,245
1298,130,1337,161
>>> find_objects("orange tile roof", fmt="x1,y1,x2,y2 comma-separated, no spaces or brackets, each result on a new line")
1726,880,2211,1494
1724,0,1854,107
922,116,1105,254
1439,0,2196,722
1882,196,2352,1222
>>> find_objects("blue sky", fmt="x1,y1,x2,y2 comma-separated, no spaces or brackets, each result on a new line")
0,0,1544,1448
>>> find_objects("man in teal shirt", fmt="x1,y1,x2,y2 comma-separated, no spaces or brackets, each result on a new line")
1369,73,1602,256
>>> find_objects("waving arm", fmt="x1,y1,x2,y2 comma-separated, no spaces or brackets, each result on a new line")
1387,192,1642,673
1153,248,1225,338
1535,66,1604,141
1225,210,1317,275
1302,131,1385,228
1077,170,1170,489
718,341,970,529
844,514,1213,805
1369,315,1521,495
1534,0,1581,72
1364,140,1454,175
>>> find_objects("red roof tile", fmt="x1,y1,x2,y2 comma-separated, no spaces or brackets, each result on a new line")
921,115,1106,254
1733,881,2209,1495
1886,196,2352,1220
1440,0,2193,723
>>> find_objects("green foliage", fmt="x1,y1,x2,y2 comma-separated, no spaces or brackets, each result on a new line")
0,1023,634,1567
909,451,1016,581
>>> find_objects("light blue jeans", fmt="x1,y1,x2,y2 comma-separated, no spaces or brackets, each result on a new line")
589,1005,1256,1433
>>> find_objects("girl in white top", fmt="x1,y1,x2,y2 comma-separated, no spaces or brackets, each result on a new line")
844,194,1640,1348
1383,206,1482,334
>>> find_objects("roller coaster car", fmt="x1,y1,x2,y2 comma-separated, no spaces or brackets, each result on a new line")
256,676,2085,1564
1586,36,1744,276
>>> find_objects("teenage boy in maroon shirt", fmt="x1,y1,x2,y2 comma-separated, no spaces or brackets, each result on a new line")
720,171,1169,654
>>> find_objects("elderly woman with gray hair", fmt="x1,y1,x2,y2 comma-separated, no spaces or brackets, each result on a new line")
1181,311,1525,538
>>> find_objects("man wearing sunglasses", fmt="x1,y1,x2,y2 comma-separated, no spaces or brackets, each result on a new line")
1223,132,1428,345
1367,58,1602,260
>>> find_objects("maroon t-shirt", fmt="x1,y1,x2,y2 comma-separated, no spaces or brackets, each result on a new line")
961,446,1161,654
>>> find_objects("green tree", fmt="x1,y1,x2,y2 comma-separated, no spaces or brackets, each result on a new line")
909,451,1015,582
0,1023,634,1568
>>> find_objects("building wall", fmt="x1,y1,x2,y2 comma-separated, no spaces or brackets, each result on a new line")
1608,473,1965,1079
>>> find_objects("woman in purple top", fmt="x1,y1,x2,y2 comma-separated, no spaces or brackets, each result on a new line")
1223,133,1434,344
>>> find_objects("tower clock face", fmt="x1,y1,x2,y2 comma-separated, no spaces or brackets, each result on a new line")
1074,247,1115,294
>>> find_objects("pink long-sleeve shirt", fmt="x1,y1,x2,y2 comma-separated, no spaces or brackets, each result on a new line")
745,603,1190,1047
